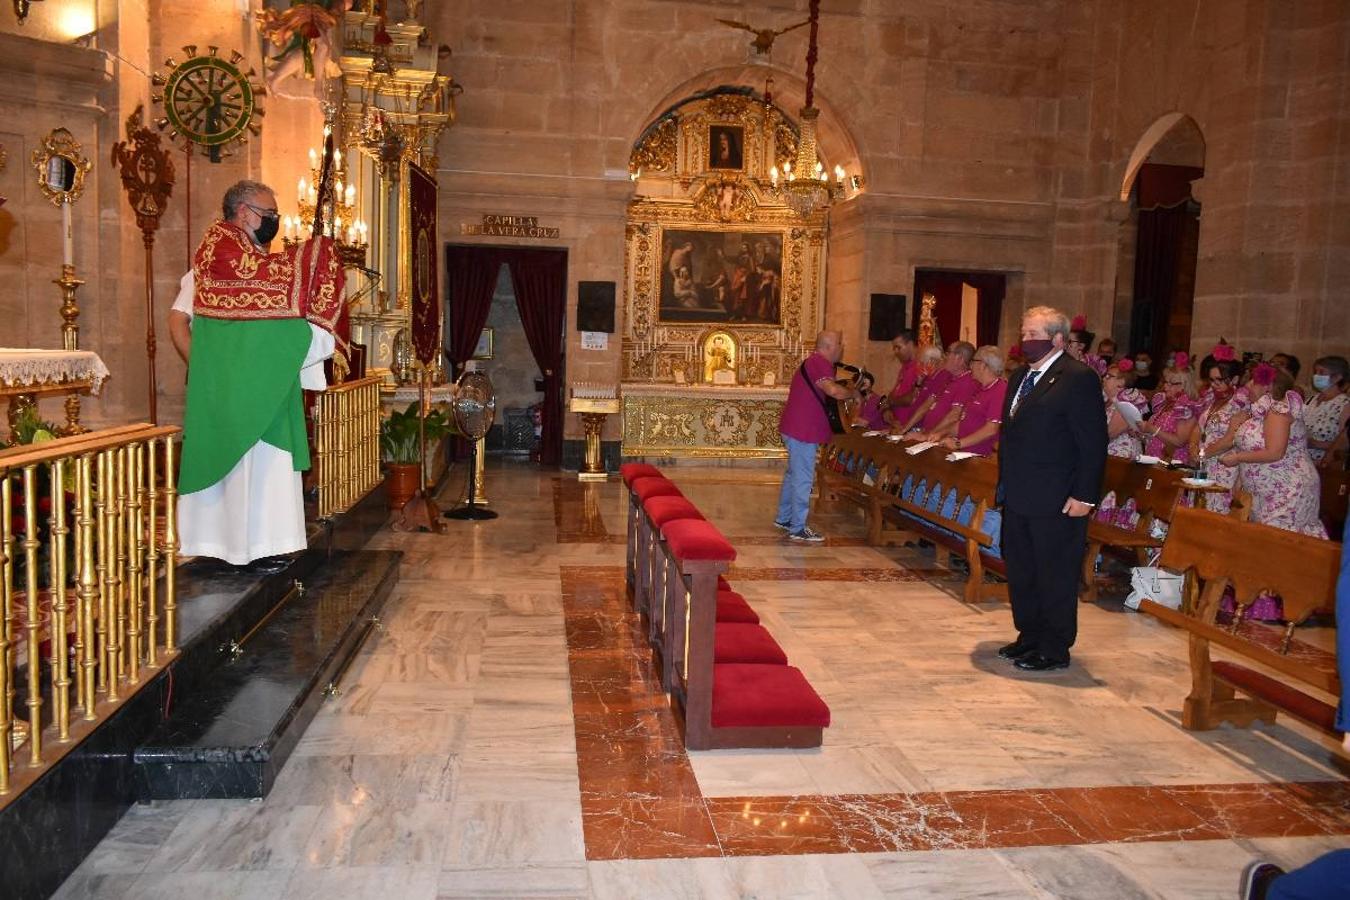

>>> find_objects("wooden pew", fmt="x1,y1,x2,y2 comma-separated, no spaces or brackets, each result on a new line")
1139,507,1342,734
1080,457,1187,603
816,433,1009,604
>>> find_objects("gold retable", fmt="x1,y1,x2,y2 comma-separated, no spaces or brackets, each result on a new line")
621,383,787,459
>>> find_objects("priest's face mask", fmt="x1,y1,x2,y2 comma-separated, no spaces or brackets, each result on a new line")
241,193,280,248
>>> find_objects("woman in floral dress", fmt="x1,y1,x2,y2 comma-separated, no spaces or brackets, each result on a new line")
1194,351,1251,515
1218,365,1328,620
1103,360,1148,459
1138,363,1199,463
1304,355,1350,466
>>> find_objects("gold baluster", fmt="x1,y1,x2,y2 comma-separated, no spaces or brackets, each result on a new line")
145,438,160,666
0,470,11,790
162,436,178,653
1,472,14,735
315,392,327,519
113,446,128,686
50,458,71,741
126,442,144,682
76,453,97,719
21,465,42,764
95,450,110,696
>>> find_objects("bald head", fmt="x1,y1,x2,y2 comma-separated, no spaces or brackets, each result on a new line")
815,330,843,363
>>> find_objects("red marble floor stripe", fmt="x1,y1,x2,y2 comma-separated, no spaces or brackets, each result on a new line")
559,565,1350,862
726,566,930,582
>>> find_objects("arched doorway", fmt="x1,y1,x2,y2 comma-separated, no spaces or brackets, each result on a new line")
1115,114,1206,368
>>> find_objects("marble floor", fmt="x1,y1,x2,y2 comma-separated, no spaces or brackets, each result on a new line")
55,462,1349,899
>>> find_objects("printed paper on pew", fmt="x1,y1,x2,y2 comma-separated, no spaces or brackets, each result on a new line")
862,430,887,437
904,441,938,455
945,451,978,462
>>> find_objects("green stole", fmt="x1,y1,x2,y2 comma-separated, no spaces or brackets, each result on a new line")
178,317,313,496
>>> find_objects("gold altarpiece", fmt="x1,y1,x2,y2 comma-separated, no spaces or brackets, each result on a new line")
622,91,827,459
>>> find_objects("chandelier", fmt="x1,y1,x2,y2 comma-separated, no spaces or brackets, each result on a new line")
282,132,368,266
765,0,851,219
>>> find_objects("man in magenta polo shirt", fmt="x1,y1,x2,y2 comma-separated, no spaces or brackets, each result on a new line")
882,329,919,422
888,343,945,431
938,345,1009,455
776,330,858,542
897,341,976,436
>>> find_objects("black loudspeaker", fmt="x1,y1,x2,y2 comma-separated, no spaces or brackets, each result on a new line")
577,281,616,333
868,293,907,342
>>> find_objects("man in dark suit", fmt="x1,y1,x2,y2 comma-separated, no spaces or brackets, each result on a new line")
996,306,1108,671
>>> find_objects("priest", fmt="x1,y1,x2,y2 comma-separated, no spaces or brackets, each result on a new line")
177,180,346,567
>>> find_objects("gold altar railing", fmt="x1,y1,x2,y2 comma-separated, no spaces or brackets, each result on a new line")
314,375,382,519
0,423,180,803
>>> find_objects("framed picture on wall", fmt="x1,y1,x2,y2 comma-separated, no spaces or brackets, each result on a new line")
473,327,495,360
658,228,782,325
707,124,744,171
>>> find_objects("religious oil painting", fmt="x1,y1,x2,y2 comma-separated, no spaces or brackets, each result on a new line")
707,124,744,171
659,228,782,325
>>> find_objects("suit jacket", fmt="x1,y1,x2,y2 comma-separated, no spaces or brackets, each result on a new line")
997,352,1108,516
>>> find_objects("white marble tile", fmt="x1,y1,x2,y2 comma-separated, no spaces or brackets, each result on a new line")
724,853,887,899
442,800,585,867
144,801,322,872
437,864,590,898
70,800,197,875
995,845,1162,899
863,849,1040,899
124,869,296,899
282,866,440,900
455,751,581,802
587,858,738,900
301,801,453,868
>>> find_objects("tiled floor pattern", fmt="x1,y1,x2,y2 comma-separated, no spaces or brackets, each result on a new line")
54,463,1349,899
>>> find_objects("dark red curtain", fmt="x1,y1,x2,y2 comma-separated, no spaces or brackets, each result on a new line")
913,270,1006,348
1130,163,1202,360
505,249,567,467
444,245,501,376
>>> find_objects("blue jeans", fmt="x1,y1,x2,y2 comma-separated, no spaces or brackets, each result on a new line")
776,435,819,533
1336,515,1349,732
1270,849,1350,900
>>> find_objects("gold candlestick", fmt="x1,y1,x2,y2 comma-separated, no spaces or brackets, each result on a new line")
54,264,84,351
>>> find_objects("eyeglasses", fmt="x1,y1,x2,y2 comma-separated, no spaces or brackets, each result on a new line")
245,202,278,217
1165,380,1186,387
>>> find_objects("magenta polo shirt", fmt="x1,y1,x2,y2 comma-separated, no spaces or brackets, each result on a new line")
780,351,836,444
919,370,978,431
886,359,920,426
955,377,1008,455
858,393,886,429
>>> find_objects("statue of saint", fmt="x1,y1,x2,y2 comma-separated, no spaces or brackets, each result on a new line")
704,334,736,383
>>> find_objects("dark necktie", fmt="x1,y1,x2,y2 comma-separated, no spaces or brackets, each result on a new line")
1011,370,1039,415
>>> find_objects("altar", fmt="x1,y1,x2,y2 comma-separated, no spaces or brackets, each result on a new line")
622,383,787,459
617,91,830,461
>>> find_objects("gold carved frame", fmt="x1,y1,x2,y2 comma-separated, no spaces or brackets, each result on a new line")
623,91,826,386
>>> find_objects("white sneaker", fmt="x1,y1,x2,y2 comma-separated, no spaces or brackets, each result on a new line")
789,526,825,543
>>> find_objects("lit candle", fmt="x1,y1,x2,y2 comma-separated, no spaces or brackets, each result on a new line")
62,201,73,267
769,165,779,187
333,147,342,168
834,164,846,184
308,148,317,168
298,177,307,199
345,184,356,205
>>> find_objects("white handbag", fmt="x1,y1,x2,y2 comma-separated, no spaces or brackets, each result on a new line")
1125,566,1184,610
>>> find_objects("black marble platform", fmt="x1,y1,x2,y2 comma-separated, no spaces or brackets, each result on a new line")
0,484,396,899
133,549,400,799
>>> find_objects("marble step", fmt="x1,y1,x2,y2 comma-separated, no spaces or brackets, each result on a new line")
132,549,401,800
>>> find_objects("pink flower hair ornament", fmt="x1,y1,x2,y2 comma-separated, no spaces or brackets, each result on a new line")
1251,362,1277,386
1070,315,1088,332
1115,358,1135,372
1172,351,1190,370
1211,343,1236,362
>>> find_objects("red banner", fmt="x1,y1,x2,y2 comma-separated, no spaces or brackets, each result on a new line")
408,163,440,365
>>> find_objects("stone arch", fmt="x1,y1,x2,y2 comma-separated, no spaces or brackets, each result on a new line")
629,64,865,177
1118,112,1206,200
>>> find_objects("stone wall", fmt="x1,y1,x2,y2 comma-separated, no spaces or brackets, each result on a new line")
1,0,1346,435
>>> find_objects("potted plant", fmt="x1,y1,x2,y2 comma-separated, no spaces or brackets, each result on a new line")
380,401,453,510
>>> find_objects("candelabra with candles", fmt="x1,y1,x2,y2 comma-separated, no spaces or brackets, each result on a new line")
282,143,369,267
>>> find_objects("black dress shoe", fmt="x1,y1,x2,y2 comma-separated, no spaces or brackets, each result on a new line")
997,639,1036,660
1014,653,1070,672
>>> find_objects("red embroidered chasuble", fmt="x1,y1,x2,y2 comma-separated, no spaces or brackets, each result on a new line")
192,221,349,352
